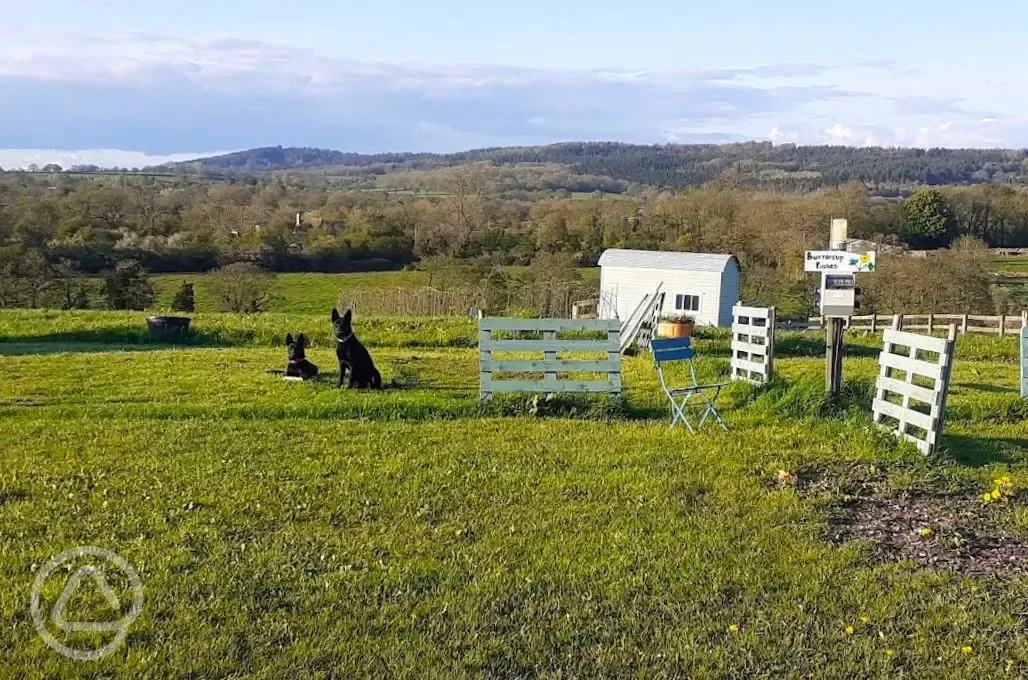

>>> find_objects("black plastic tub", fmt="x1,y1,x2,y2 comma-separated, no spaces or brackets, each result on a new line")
146,316,192,342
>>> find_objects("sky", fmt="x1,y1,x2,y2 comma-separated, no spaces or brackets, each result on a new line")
2,0,1026,167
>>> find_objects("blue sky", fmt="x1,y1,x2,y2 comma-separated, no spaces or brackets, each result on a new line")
2,0,1026,166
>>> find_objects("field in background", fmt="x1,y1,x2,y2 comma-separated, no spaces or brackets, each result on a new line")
149,268,602,314
1,309,1026,677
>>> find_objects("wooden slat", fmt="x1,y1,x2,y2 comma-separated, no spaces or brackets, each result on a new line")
481,359,618,372
731,323,769,338
731,357,767,375
877,376,937,406
732,305,771,319
480,318,619,332
882,329,950,354
482,339,616,352
481,378,619,394
879,351,945,381
873,398,935,432
731,340,768,357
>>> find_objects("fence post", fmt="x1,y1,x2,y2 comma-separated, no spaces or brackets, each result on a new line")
892,314,903,331
927,313,934,334
961,313,968,334
870,314,877,334
1022,310,1027,328
1000,315,1007,337
543,330,557,388
767,306,777,380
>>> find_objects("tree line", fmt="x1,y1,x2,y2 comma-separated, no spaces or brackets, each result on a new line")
167,143,1028,191
2,166,1026,315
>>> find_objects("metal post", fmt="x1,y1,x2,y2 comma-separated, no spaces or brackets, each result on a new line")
826,317,844,397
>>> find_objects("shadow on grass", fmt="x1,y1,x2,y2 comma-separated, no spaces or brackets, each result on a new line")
0,328,232,353
952,382,1018,395
942,434,1028,467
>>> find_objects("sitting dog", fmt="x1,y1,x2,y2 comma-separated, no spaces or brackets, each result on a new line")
285,333,319,379
331,308,382,389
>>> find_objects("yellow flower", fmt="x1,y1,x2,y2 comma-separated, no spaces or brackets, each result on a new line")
886,649,895,657
728,624,739,633
961,645,973,655
860,615,870,624
991,489,1002,500
983,492,994,502
917,527,934,537
845,625,855,635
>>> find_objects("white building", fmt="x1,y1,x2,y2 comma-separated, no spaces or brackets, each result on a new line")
597,249,741,327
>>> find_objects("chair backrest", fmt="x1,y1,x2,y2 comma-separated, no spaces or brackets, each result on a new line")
651,337,695,365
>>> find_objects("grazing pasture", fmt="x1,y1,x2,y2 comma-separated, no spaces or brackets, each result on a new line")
0,309,1026,678
149,268,603,314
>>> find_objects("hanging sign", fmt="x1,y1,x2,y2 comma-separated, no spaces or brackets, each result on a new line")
804,251,876,273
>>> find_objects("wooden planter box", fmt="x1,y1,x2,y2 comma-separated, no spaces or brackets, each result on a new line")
657,320,694,339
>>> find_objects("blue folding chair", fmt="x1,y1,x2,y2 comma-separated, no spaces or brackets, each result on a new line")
651,337,728,432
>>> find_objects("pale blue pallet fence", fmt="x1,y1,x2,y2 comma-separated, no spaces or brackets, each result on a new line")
479,318,621,398
730,304,776,384
872,324,956,455
1021,327,1028,399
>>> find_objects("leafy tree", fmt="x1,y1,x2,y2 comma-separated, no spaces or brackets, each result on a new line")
48,259,90,309
902,189,957,249
209,263,275,312
102,260,155,310
171,281,196,312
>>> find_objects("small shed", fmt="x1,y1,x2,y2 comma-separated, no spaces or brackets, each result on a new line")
597,249,741,327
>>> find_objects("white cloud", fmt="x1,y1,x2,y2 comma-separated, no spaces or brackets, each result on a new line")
0,148,226,170
822,123,855,144
0,31,1025,153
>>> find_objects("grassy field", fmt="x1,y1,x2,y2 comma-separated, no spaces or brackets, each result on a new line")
1,310,1026,678
150,268,603,315
991,256,1028,273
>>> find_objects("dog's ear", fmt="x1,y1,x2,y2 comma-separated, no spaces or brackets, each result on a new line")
343,309,353,323
331,308,339,322
286,333,294,346
297,333,306,347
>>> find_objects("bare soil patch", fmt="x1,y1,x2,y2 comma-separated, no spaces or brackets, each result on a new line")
782,466,1028,576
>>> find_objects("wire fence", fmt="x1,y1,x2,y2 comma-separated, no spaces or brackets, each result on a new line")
340,282,596,318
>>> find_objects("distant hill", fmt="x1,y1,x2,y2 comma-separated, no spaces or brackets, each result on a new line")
162,142,1028,192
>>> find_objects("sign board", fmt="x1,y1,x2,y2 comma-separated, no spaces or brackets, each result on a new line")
805,250,876,273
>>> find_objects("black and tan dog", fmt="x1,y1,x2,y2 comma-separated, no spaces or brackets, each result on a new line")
331,308,382,389
285,333,320,379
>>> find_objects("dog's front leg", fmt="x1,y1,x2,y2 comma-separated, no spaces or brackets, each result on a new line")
337,363,349,387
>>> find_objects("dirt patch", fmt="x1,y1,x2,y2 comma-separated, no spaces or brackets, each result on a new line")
774,464,1028,576
828,493,1028,576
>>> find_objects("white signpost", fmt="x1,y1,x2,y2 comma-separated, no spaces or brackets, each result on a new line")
804,250,876,273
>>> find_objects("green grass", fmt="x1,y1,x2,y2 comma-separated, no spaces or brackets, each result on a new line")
990,255,1028,273
151,271,436,314
1,310,1027,677
149,268,602,314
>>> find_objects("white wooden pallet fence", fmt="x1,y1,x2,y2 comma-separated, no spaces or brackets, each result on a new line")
479,318,621,398
1021,326,1028,399
872,318,956,455
730,304,776,384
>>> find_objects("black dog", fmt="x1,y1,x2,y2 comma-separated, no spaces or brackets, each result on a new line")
285,333,319,379
331,308,382,389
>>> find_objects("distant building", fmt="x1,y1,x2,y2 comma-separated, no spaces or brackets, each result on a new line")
844,239,904,256
597,249,741,327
